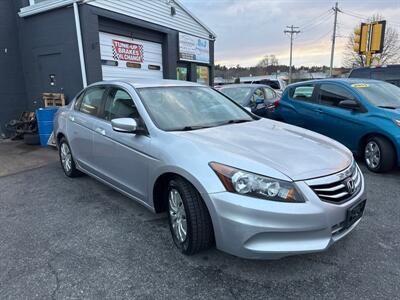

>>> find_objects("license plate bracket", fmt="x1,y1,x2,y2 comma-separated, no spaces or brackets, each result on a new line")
346,199,366,228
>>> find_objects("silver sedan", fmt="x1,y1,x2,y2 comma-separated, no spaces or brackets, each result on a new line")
54,79,366,259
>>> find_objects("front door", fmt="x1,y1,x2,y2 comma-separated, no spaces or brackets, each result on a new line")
92,87,150,202
38,53,64,95
313,83,366,152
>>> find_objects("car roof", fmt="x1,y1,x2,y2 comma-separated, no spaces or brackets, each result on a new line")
288,78,384,88
91,79,202,89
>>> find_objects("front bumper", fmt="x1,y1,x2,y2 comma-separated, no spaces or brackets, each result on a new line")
205,172,366,260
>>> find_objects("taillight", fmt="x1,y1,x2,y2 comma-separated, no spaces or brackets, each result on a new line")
273,96,281,108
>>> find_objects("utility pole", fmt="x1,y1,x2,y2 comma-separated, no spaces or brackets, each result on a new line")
329,2,339,77
284,25,300,84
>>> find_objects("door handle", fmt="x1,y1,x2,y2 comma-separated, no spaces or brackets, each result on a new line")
69,115,75,122
313,108,323,114
95,127,106,135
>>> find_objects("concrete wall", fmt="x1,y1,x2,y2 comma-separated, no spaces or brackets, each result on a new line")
0,1,28,134
17,5,83,109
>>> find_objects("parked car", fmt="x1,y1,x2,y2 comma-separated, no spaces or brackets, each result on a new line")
241,76,287,94
349,65,400,87
54,79,366,259
218,84,280,118
277,78,400,173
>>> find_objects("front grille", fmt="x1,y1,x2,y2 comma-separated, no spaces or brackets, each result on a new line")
307,163,362,204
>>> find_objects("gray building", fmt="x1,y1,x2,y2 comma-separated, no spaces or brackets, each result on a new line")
0,0,216,133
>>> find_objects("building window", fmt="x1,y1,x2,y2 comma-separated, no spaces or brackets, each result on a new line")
126,62,141,68
176,67,188,81
101,60,118,66
196,66,209,85
148,65,161,70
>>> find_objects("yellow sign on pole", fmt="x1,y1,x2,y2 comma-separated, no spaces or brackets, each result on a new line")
353,20,386,66
370,21,386,53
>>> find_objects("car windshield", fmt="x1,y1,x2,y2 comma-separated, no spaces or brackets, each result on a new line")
137,86,255,131
219,87,252,105
353,82,400,108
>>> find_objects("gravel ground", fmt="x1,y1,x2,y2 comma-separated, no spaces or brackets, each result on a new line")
0,149,399,299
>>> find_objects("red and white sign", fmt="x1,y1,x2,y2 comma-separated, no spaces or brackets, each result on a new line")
112,39,143,63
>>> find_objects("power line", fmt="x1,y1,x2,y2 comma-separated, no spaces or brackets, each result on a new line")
296,9,333,29
341,9,400,25
301,11,335,33
300,10,335,32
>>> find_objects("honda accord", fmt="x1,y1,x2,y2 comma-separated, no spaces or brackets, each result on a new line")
54,79,366,259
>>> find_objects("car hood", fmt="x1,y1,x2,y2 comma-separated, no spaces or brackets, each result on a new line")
174,119,352,181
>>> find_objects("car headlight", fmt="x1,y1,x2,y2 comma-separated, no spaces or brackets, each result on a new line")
394,119,400,127
209,162,305,203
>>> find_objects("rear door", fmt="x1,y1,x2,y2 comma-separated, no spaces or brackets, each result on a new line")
314,83,366,151
67,86,107,172
92,86,150,201
279,84,320,129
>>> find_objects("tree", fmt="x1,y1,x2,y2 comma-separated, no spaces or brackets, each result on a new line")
257,54,279,68
342,14,400,68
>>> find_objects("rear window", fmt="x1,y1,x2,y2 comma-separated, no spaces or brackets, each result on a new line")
259,79,280,90
290,86,315,100
220,87,252,105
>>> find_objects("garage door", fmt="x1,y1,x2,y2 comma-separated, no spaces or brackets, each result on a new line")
99,32,163,81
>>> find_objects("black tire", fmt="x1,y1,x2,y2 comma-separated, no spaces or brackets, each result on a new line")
364,136,396,173
167,177,214,255
58,137,83,177
24,133,40,145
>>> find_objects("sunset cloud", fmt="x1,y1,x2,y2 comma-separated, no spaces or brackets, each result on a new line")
181,0,400,67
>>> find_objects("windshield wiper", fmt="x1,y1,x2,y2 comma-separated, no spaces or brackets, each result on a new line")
171,125,213,131
377,105,398,109
170,119,253,131
215,119,253,127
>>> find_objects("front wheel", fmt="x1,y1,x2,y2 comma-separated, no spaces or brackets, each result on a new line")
364,136,396,173
167,178,214,255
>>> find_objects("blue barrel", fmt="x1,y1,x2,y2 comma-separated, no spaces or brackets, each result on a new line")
36,107,59,146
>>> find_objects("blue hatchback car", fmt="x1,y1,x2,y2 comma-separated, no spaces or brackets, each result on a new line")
277,79,400,173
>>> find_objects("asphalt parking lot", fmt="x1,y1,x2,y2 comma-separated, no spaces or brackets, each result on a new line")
0,141,399,300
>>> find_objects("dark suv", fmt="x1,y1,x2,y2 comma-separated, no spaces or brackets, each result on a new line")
349,65,400,87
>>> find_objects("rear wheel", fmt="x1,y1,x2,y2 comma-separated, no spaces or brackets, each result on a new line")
364,136,396,173
167,178,214,255
58,138,82,177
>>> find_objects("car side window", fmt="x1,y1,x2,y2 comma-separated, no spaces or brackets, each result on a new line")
250,88,265,106
103,88,139,121
318,84,354,107
79,86,106,116
290,85,315,102
74,90,85,111
264,88,276,100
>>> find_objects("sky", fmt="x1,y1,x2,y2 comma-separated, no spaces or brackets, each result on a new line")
180,0,400,68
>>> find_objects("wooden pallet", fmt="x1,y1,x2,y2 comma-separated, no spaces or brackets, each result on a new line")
43,93,66,107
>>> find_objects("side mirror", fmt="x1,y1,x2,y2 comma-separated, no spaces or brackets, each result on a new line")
111,118,138,133
338,99,360,110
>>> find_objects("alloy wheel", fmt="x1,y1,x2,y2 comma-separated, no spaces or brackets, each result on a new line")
60,142,72,173
169,188,187,243
365,141,381,169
